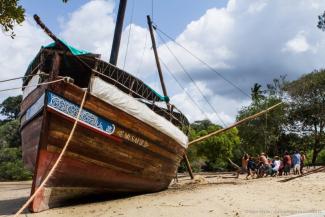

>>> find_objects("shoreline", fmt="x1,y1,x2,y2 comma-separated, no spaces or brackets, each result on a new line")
1,168,324,217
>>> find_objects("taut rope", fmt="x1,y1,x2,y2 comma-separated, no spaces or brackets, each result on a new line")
14,89,88,216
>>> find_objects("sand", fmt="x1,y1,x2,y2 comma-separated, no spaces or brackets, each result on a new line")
1,168,324,217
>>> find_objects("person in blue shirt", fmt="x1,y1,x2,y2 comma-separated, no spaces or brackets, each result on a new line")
292,150,301,175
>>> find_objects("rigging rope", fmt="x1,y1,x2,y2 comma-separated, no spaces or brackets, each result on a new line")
135,31,148,76
0,72,47,83
14,89,88,217
159,57,211,121
0,62,43,83
155,27,251,99
157,31,226,127
0,78,67,93
122,0,135,70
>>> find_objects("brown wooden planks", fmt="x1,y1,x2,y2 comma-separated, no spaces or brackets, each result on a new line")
21,115,43,171
22,81,186,213
51,82,185,157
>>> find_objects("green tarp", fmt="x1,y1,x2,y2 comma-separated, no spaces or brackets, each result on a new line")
44,39,90,56
144,84,170,103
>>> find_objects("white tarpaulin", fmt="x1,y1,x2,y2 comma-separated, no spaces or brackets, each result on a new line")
90,77,188,148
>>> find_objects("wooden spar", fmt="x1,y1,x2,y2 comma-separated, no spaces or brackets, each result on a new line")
147,15,170,109
188,102,284,146
33,15,65,49
110,0,128,66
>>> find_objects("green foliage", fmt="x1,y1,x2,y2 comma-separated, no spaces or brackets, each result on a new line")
0,96,31,181
0,147,32,181
0,0,68,38
316,150,325,164
0,119,21,148
0,0,25,38
0,95,22,120
237,79,287,156
187,120,240,171
251,83,265,102
284,69,325,163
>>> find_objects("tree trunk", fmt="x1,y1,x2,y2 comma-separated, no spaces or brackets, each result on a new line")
311,149,319,164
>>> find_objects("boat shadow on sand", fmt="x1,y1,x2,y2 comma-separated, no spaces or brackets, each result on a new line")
0,192,140,215
0,196,30,215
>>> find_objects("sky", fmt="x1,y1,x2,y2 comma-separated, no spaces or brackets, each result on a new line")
1,0,325,125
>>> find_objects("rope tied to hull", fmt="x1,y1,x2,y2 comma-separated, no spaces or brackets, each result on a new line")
14,89,88,216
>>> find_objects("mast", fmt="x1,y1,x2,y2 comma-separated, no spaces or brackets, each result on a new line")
147,15,194,180
147,15,170,109
110,0,128,66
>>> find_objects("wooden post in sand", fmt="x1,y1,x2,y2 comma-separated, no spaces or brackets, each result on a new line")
184,154,194,179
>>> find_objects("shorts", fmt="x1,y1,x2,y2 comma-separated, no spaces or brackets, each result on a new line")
294,164,300,172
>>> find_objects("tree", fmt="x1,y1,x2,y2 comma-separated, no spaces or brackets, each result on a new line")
0,0,25,38
0,0,68,38
0,96,30,181
317,11,325,31
0,95,22,120
0,119,21,148
0,147,32,181
237,79,287,156
251,83,265,102
284,69,325,163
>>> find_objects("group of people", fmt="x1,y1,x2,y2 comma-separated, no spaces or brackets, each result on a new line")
241,151,307,179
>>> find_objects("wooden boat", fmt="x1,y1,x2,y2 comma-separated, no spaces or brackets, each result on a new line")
20,3,189,212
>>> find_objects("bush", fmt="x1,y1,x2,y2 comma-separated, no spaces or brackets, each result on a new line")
316,149,325,164
0,147,32,181
0,119,21,148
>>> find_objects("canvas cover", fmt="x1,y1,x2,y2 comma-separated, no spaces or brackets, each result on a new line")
90,77,188,148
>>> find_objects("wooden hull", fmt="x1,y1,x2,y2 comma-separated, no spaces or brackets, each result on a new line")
21,82,186,212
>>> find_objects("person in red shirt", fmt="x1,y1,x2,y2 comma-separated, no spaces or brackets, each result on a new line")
283,151,292,175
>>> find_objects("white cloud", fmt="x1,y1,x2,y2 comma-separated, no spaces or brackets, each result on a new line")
283,32,311,53
0,17,49,102
2,0,325,125
60,0,116,60
247,0,269,14
170,81,248,125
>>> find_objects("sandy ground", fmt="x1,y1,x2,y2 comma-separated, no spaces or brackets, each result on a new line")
1,168,325,217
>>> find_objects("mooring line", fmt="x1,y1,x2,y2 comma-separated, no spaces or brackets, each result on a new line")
0,62,44,83
14,89,88,217
0,78,69,93
0,72,47,83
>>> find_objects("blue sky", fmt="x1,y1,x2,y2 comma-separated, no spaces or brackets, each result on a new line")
20,0,228,38
1,0,325,124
